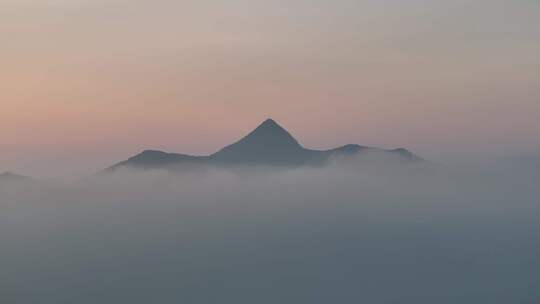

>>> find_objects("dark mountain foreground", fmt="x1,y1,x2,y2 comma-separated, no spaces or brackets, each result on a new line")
0,172,32,183
107,119,422,172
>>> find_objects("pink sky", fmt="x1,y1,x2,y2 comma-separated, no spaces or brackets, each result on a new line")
1,0,539,177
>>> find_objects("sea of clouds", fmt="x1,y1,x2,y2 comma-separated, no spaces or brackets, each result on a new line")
1,154,539,303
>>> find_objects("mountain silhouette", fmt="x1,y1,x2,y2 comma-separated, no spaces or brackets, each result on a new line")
211,119,310,165
0,172,32,183
107,119,422,171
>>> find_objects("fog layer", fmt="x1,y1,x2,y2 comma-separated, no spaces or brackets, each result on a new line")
1,156,539,303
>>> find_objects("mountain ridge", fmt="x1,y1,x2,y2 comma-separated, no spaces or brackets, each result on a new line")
107,119,422,171
0,171,33,183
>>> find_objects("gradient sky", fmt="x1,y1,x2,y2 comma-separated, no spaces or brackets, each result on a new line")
1,0,539,177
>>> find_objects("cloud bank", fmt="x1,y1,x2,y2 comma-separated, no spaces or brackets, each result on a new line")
1,156,539,303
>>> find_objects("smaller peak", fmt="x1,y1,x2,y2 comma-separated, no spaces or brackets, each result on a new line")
1,171,19,177
391,148,412,155
390,148,423,161
332,144,367,154
340,144,362,149
128,150,168,161
140,150,167,155
0,171,31,180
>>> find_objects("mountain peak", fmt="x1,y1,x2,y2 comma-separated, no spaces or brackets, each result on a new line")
0,171,31,182
107,119,424,170
259,118,279,127
211,119,305,164
254,118,286,133
234,119,301,146
1,171,23,178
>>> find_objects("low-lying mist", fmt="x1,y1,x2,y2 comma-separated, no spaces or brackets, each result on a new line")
1,155,539,304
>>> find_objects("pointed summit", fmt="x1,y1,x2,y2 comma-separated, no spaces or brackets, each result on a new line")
225,118,302,149
258,118,280,129
106,118,423,171
247,118,300,145
211,119,306,164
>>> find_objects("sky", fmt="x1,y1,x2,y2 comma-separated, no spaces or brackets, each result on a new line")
1,0,539,177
